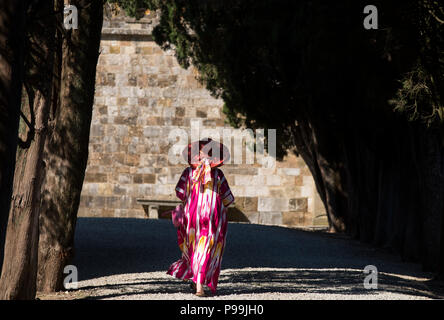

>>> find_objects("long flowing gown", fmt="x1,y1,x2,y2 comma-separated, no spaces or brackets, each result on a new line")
166,166,234,293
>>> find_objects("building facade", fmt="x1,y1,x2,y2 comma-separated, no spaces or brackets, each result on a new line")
78,9,327,229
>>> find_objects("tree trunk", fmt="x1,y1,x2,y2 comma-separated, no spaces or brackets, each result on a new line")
0,92,50,300
291,118,349,233
37,0,104,293
0,0,26,272
0,0,55,300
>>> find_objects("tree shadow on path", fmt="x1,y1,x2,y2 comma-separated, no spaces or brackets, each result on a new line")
72,218,444,299
80,268,443,300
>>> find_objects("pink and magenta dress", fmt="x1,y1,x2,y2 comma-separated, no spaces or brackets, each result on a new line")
166,165,234,293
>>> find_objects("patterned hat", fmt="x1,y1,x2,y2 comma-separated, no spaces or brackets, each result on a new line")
182,138,230,168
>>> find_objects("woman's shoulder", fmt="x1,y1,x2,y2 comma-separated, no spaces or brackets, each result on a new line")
213,168,226,179
181,167,193,176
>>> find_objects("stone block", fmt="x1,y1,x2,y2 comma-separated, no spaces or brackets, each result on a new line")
138,97,148,106
233,196,258,212
301,166,312,175
151,184,174,196
107,106,119,117
119,86,133,98
98,182,113,196
235,175,257,186
117,97,128,106
114,209,128,218
282,211,309,227
172,118,187,126
303,175,314,186
175,107,185,117
79,195,93,207
123,46,136,54
99,154,113,166
125,154,140,166
223,167,258,175
288,198,308,212
214,118,226,126
243,212,259,224
143,174,156,184
84,173,108,183
258,212,282,226
109,45,120,54
143,127,161,137
105,96,117,106
162,107,175,118
128,73,137,86
104,143,118,153
118,174,132,184
294,175,303,186
258,167,277,176
300,185,312,197
90,124,104,137
100,209,114,217
99,116,108,124
119,196,132,209
157,98,172,107
196,108,207,118
126,209,145,218
158,76,173,88
92,196,106,208
258,198,289,212
229,186,245,197
77,208,101,217
244,186,269,197
145,117,163,126
92,144,103,153
97,72,116,86
313,214,329,227
167,173,182,184
139,46,154,55
105,196,120,209
135,87,146,97
202,119,216,126
136,184,153,197
278,168,300,176
206,107,220,118
156,174,168,184
266,175,281,186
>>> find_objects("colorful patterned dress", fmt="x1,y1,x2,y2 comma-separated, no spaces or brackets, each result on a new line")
166,165,234,293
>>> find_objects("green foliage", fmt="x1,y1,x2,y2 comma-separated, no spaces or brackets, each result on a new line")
107,0,155,18
383,0,444,128
391,63,443,127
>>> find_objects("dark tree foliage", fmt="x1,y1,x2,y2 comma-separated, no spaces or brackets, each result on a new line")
113,0,444,274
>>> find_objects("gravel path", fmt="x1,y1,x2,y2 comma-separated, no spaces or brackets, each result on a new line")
39,217,444,300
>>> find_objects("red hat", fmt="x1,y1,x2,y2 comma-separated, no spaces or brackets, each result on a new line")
182,138,230,169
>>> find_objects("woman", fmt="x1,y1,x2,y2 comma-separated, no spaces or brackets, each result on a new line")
167,139,234,296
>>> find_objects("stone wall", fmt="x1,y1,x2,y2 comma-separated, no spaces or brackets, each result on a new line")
78,10,328,229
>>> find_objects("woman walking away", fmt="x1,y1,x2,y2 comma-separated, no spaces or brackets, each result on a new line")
167,138,234,297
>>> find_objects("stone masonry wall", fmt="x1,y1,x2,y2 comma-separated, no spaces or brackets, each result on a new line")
78,10,328,228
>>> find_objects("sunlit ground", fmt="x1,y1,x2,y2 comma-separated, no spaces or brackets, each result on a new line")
37,218,444,300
